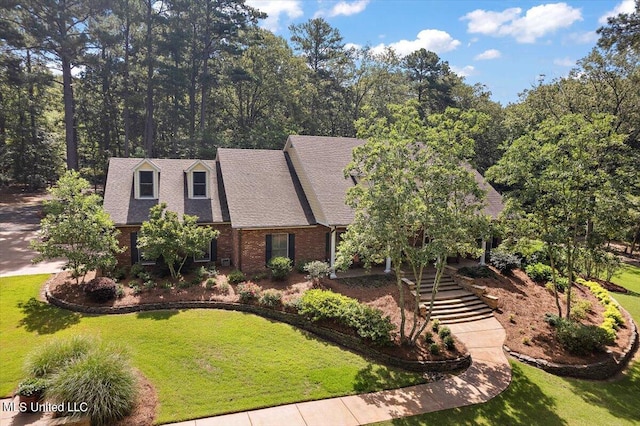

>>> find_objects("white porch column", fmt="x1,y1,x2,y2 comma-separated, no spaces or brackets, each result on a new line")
384,257,392,274
480,239,487,265
330,228,337,279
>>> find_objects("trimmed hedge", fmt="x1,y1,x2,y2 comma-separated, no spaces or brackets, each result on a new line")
268,256,293,280
300,289,394,346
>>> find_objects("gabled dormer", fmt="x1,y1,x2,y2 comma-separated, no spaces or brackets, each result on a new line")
185,160,212,199
133,159,160,199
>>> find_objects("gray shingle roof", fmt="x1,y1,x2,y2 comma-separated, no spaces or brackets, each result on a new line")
216,148,315,228
285,135,364,226
103,158,229,225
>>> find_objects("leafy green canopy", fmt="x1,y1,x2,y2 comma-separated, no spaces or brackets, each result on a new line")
487,113,626,318
337,101,489,345
137,203,218,279
31,171,122,282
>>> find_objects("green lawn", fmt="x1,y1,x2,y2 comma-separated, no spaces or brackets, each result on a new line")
372,262,640,426
0,275,424,424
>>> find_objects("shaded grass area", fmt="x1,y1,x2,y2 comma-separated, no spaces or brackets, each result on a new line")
0,275,424,424
372,263,640,426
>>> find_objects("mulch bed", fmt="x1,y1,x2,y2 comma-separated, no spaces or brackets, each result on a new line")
474,268,634,365
48,269,465,363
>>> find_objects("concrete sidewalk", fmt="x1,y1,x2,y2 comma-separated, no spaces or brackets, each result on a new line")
167,317,510,426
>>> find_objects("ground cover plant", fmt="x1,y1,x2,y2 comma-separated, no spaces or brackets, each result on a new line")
0,275,425,424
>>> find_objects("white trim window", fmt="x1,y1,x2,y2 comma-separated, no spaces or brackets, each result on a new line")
192,171,207,198
138,170,155,198
271,233,288,259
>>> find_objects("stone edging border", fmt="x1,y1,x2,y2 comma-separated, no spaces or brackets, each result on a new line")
504,306,639,380
44,283,470,374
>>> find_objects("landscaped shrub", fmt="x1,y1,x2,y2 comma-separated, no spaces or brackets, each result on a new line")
304,260,331,283
259,289,283,308
251,272,269,282
194,266,207,282
205,278,216,289
84,277,117,303
295,259,311,274
525,263,553,283
143,279,156,290
268,256,293,280
115,284,125,299
129,263,144,279
546,277,568,293
218,281,230,295
46,348,137,425
443,335,455,350
237,282,261,303
457,266,493,278
600,317,618,342
570,299,592,321
511,239,547,266
24,335,94,378
299,289,394,345
602,252,621,281
429,343,440,355
490,249,521,275
580,278,625,330
431,319,440,332
438,326,451,339
424,332,434,344
554,319,612,355
227,269,246,284
284,297,302,313
604,304,624,327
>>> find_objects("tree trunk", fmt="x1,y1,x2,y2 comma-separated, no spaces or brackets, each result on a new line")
143,0,154,157
123,12,131,157
61,56,78,170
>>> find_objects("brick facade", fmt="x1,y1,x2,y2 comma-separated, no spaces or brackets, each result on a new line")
236,225,329,273
115,223,233,267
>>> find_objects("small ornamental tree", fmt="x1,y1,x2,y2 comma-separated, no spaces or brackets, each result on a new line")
31,171,123,283
137,203,219,279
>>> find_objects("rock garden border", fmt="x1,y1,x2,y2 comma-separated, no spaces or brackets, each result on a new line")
44,281,470,374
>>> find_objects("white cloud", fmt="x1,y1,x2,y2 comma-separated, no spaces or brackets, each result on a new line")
462,7,522,35
329,0,370,17
371,29,460,56
462,3,583,43
344,42,362,51
599,0,635,24
246,0,303,32
554,57,575,67
474,49,501,60
565,31,598,44
451,65,475,77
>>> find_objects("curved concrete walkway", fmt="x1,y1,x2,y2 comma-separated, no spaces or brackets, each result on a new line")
167,317,511,426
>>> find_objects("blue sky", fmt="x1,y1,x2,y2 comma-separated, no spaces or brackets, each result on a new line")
245,0,635,105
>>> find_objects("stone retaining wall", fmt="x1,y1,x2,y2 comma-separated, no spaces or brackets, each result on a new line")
504,306,639,380
45,284,470,374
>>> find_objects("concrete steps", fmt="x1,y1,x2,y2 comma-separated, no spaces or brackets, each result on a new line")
403,271,494,325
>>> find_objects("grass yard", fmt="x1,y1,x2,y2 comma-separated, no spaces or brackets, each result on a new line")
0,275,424,424
372,262,640,426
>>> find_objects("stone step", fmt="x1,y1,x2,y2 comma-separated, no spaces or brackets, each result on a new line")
412,288,475,301
437,312,495,325
430,294,479,305
413,283,460,293
428,299,487,314
422,305,493,321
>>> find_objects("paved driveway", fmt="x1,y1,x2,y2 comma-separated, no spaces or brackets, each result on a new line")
0,193,64,277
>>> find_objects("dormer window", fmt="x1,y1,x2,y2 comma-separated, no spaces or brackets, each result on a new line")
186,161,212,199
133,159,160,199
139,171,154,197
193,171,207,197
